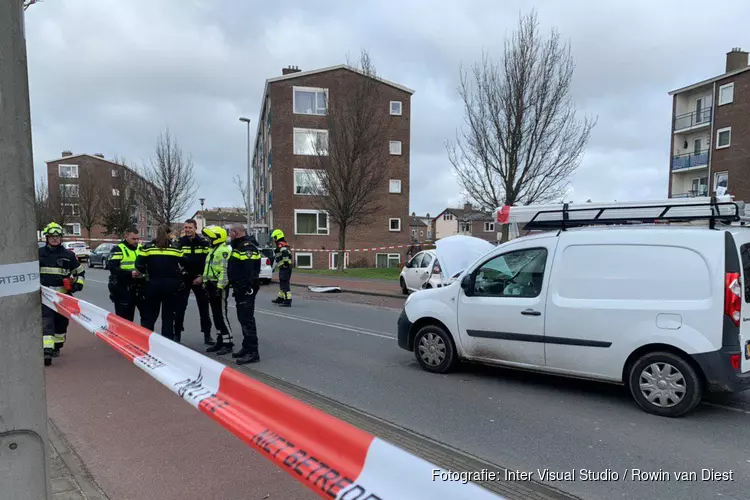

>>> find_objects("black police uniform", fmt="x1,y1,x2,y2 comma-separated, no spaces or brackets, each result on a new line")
39,242,85,362
228,234,262,363
107,240,145,322
135,239,186,341
174,234,214,345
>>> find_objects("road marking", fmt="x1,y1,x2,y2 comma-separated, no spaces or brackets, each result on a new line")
702,402,750,416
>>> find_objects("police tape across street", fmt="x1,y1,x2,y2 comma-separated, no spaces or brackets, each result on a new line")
41,286,503,500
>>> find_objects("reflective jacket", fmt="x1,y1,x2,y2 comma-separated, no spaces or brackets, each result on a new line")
179,235,210,279
107,241,142,286
135,240,186,280
39,243,85,293
274,240,292,269
228,234,261,291
203,242,231,289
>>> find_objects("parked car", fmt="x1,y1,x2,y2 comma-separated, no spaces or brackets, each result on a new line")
62,241,91,262
398,227,750,417
399,237,494,294
88,243,117,268
259,248,275,284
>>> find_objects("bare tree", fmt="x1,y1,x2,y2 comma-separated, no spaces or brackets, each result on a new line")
447,10,596,241
34,177,53,232
233,174,250,216
47,181,76,232
305,50,391,271
77,174,101,243
138,129,197,225
23,0,42,10
102,165,140,239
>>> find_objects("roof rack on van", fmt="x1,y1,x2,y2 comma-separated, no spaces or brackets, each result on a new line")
496,196,745,232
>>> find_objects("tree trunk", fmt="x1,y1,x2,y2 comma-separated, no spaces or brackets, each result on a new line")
338,225,346,272
500,223,510,243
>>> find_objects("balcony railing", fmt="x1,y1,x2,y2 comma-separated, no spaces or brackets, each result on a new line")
671,150,709,171
673,107,712,132
672,189,709,199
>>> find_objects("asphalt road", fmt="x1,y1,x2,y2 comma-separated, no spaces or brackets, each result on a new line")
79,268,750,500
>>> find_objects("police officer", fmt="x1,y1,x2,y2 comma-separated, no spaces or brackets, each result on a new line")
135,224,186,341
196,225,234,356
174,219,214,346
107,227,146,322
270,229,293,307
227,224,262,364
39,222,86,366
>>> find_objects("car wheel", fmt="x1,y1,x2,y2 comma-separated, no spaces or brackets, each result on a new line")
101,258,107,269
628,351,703,418
400,277,409,295
414,324,457,374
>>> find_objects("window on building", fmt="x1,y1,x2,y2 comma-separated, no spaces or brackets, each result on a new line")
420,230,424,237
111,169,119,177
484,222,495,232
460,222,471,232
293,87,327,115
294,169,325,195
411,229,416,237
112,188,120,196
719,83,734,106
714,171,729,194
717,127,731,149
60,184,79,198
295,253,313,269
58,165,78,178
390,101,402,115
376,253,401,268
427,230,432,239
691,177,709,196
295,210,329,235
389,141,402,155
389,179,402,193
62,204,79,216
294,128,328,155
389,218,401,232
443,213,453,221
64,223,81,236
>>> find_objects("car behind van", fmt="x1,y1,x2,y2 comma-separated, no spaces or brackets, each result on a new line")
398,225,750,417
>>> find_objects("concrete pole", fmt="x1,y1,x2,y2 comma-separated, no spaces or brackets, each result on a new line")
0,1,51,499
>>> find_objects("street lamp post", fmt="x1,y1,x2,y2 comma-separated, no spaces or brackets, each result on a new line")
239,117,252,231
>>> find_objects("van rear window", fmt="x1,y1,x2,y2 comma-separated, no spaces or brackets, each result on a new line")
739,243,750,303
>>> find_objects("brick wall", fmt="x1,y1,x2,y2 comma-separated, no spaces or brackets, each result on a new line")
711,71,750,200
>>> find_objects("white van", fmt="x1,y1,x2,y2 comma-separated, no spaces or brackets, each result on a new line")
397,201,750,417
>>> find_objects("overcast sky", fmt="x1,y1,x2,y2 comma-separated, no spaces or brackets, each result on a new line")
24,0,750,218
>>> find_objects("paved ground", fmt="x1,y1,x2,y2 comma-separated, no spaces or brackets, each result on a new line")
61,269,750,500
48,420,108,500
283,273,403,296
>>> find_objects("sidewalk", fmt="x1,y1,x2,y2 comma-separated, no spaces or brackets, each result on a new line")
48,420,108,500
278,274,404,298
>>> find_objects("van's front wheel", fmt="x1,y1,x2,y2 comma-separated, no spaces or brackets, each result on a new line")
628,351,702,417
414,325,457,373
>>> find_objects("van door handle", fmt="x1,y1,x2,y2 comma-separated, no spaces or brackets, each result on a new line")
521,309,541,316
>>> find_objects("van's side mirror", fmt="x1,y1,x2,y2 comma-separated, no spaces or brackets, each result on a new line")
461,274,473,295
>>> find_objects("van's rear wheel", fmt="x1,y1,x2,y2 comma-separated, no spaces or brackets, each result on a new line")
628,351,702,417
414,325,457,373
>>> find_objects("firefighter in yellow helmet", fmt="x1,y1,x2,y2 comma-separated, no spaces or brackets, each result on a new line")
270,229,293,307
39,222,86,366
196,225,234,356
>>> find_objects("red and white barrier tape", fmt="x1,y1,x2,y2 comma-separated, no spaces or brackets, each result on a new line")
41,287,501,500
290,244,435,253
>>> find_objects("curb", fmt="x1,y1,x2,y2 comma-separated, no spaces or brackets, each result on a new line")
48,419,109,500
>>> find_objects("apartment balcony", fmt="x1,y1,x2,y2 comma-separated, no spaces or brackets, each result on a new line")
671,150,709,172
672,189,709,199
673,107,712,133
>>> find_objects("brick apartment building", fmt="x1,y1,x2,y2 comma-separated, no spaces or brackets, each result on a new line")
45,152,151,243
191,207,248,233
668,48,750,200
433,204,498,242
250,64,414,269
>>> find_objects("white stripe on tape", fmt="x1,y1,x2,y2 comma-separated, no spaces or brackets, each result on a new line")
0,260,41,298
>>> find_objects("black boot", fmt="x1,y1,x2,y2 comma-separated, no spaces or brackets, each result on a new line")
279,299,291,308
206,342,223,353
44,349,53,366
204,333,215,346
231,348,249,359
236,351,260,365
215,343,234,356
52,347,61,357
271,296,283,304
174,331,182,344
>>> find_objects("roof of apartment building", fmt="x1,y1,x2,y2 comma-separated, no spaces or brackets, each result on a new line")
436,203,494,222
193,208,247,224
46,152,126,168
669,47,750,95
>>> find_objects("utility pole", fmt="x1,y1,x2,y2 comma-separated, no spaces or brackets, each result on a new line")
239,117,252,231
0,1,51,499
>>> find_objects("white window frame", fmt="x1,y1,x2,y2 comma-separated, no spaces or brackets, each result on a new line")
293,86,328,116
411,229,416,237
718,82,734,106
389,218,401,232
60,183,79,198
376,253,401,268
443,213,453,221
295,252,313,269
64,223,81,236
329,251,349,270
58,164,78,178
294,209,329,235
484,222,495,232
293,128,329,156
460,222,471,233
111,169,119,177
716,127,732,149
389,141,402,155
714,171,729,194
389,179,402,193
112,188,121,196
390,101,403,116
294,168,325,195
62,203,79,216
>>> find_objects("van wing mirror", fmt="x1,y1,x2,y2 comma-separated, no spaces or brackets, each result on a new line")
461,274,473,295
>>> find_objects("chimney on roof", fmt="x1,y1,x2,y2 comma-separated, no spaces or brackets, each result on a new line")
411,211,415,217
426,213,430,218
726,47,749,73
282,65,302,75
61,150,73,157
94,153,104,158
463,202,473,211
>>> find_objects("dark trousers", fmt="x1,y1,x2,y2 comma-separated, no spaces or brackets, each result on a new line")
206,283,232,345
174,280,212,336
42,304,69,351
279,267,292,299
234,287,258,353
140,279,181,340
111,284,145,323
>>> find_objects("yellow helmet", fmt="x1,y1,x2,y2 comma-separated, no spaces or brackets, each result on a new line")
202,225,227,246
42,222,64,237
271,229,285,241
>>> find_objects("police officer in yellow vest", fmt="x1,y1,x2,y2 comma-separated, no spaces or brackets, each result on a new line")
196,225,234,356
107,227,145,322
